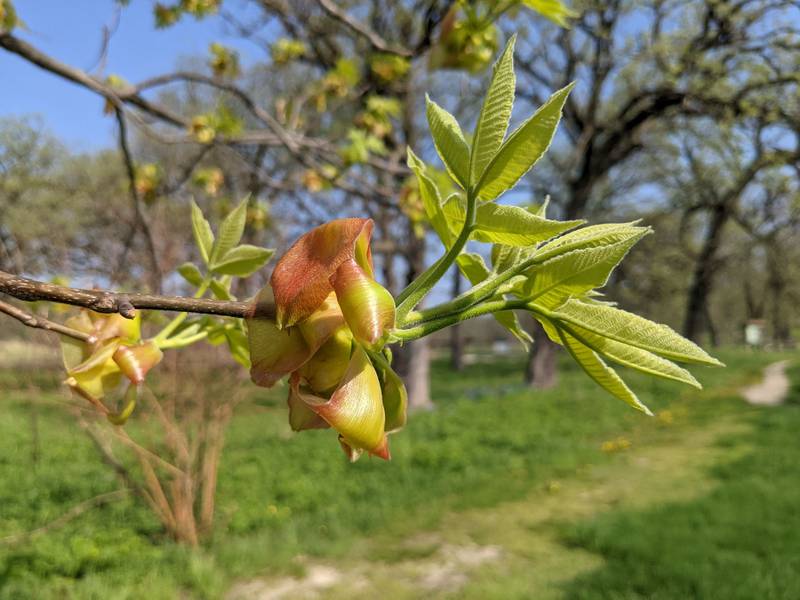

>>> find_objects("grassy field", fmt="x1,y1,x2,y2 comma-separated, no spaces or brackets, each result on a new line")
0,348,796,599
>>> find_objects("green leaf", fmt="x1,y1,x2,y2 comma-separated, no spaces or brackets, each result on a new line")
209,278,235,301
474,204,582,246
190,200,214,265
561,321,701,388
555,324,652,415
426,95,471,189
520,0,578,27
470,35,516,184
530,196,550,218
440,197,583,247
407,148,452,245
522,230,649,307
212,244,274,277
456,252,491,284
491,244,528,274
477,82,575,202
177,262,204,286
225,327,251,368
547,299,725,366
535,222,646,262
211,197,249,264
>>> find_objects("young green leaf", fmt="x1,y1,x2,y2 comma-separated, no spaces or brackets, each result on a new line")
547,299,725,366
521,230,649,307
473,204,583,246
211,244,274,277
439,197,583,246
177,262,204,286
520,0,578,28
425,95,471,189
555,325,652,415
211,197,249,264
225,327,251,368
562,321,702,388
190,200,214,265
476,82,575,202
407,148,452,245
209,279,235,301
530,196,550,217
470,35,516,184
535,222,646,262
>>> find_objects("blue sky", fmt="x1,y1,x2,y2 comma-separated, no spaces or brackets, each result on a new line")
1,1,256,150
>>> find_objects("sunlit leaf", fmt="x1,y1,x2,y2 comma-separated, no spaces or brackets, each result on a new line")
426,95,471,188
477,82,575,201
470,35,516,184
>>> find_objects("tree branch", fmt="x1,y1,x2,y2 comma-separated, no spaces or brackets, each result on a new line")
0,271,263,319
0,299,95,342
315,0,413,57
115,108,163,292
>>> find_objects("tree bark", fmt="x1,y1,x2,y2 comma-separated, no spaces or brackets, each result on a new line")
394,224,434,409
683,203,729,343
525,321,559,389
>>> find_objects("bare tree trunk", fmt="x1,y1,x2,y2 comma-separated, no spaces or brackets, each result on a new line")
394,227,433,410
683,203,729,342
767,246,792,348
525,322,558,389
450,266,464,371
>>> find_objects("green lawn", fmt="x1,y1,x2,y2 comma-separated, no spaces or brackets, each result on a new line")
0,349,795,599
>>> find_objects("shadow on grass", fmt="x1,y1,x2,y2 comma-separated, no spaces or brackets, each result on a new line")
559,367,800,600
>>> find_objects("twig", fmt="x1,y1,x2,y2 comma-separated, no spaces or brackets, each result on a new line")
315,0,412,57
115,108,163,292
0,270,264,319
0,489,130,546
0,299,95,343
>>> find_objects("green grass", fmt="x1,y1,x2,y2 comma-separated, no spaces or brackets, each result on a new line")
560,357,800,600
0,349,792,598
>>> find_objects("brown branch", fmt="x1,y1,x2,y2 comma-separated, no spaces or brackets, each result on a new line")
0,271,264,319
315,0,412,57
0,32,186,128
115,108,163,292
0,299,95,343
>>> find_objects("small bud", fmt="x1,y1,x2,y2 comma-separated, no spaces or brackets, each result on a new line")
112,341,163,384
296,292,345,351
297,326,353,395
331,258,395,350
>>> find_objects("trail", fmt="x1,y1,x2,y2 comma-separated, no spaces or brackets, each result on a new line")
741,360,791,406
227,415,750,600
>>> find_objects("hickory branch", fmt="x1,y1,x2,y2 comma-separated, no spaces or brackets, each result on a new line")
0,270,258,321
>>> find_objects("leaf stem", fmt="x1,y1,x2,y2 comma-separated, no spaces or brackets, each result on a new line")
153,277,212,343
404,253,545,326
396,188,478,322
392,298,528,342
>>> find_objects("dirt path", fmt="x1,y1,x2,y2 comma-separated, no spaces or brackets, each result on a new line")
741,360,791,406
227,415,750,600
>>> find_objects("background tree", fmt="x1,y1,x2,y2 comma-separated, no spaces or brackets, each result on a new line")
510,0,800,385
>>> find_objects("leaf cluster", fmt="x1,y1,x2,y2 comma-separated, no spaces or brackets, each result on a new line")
403,36,721,414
